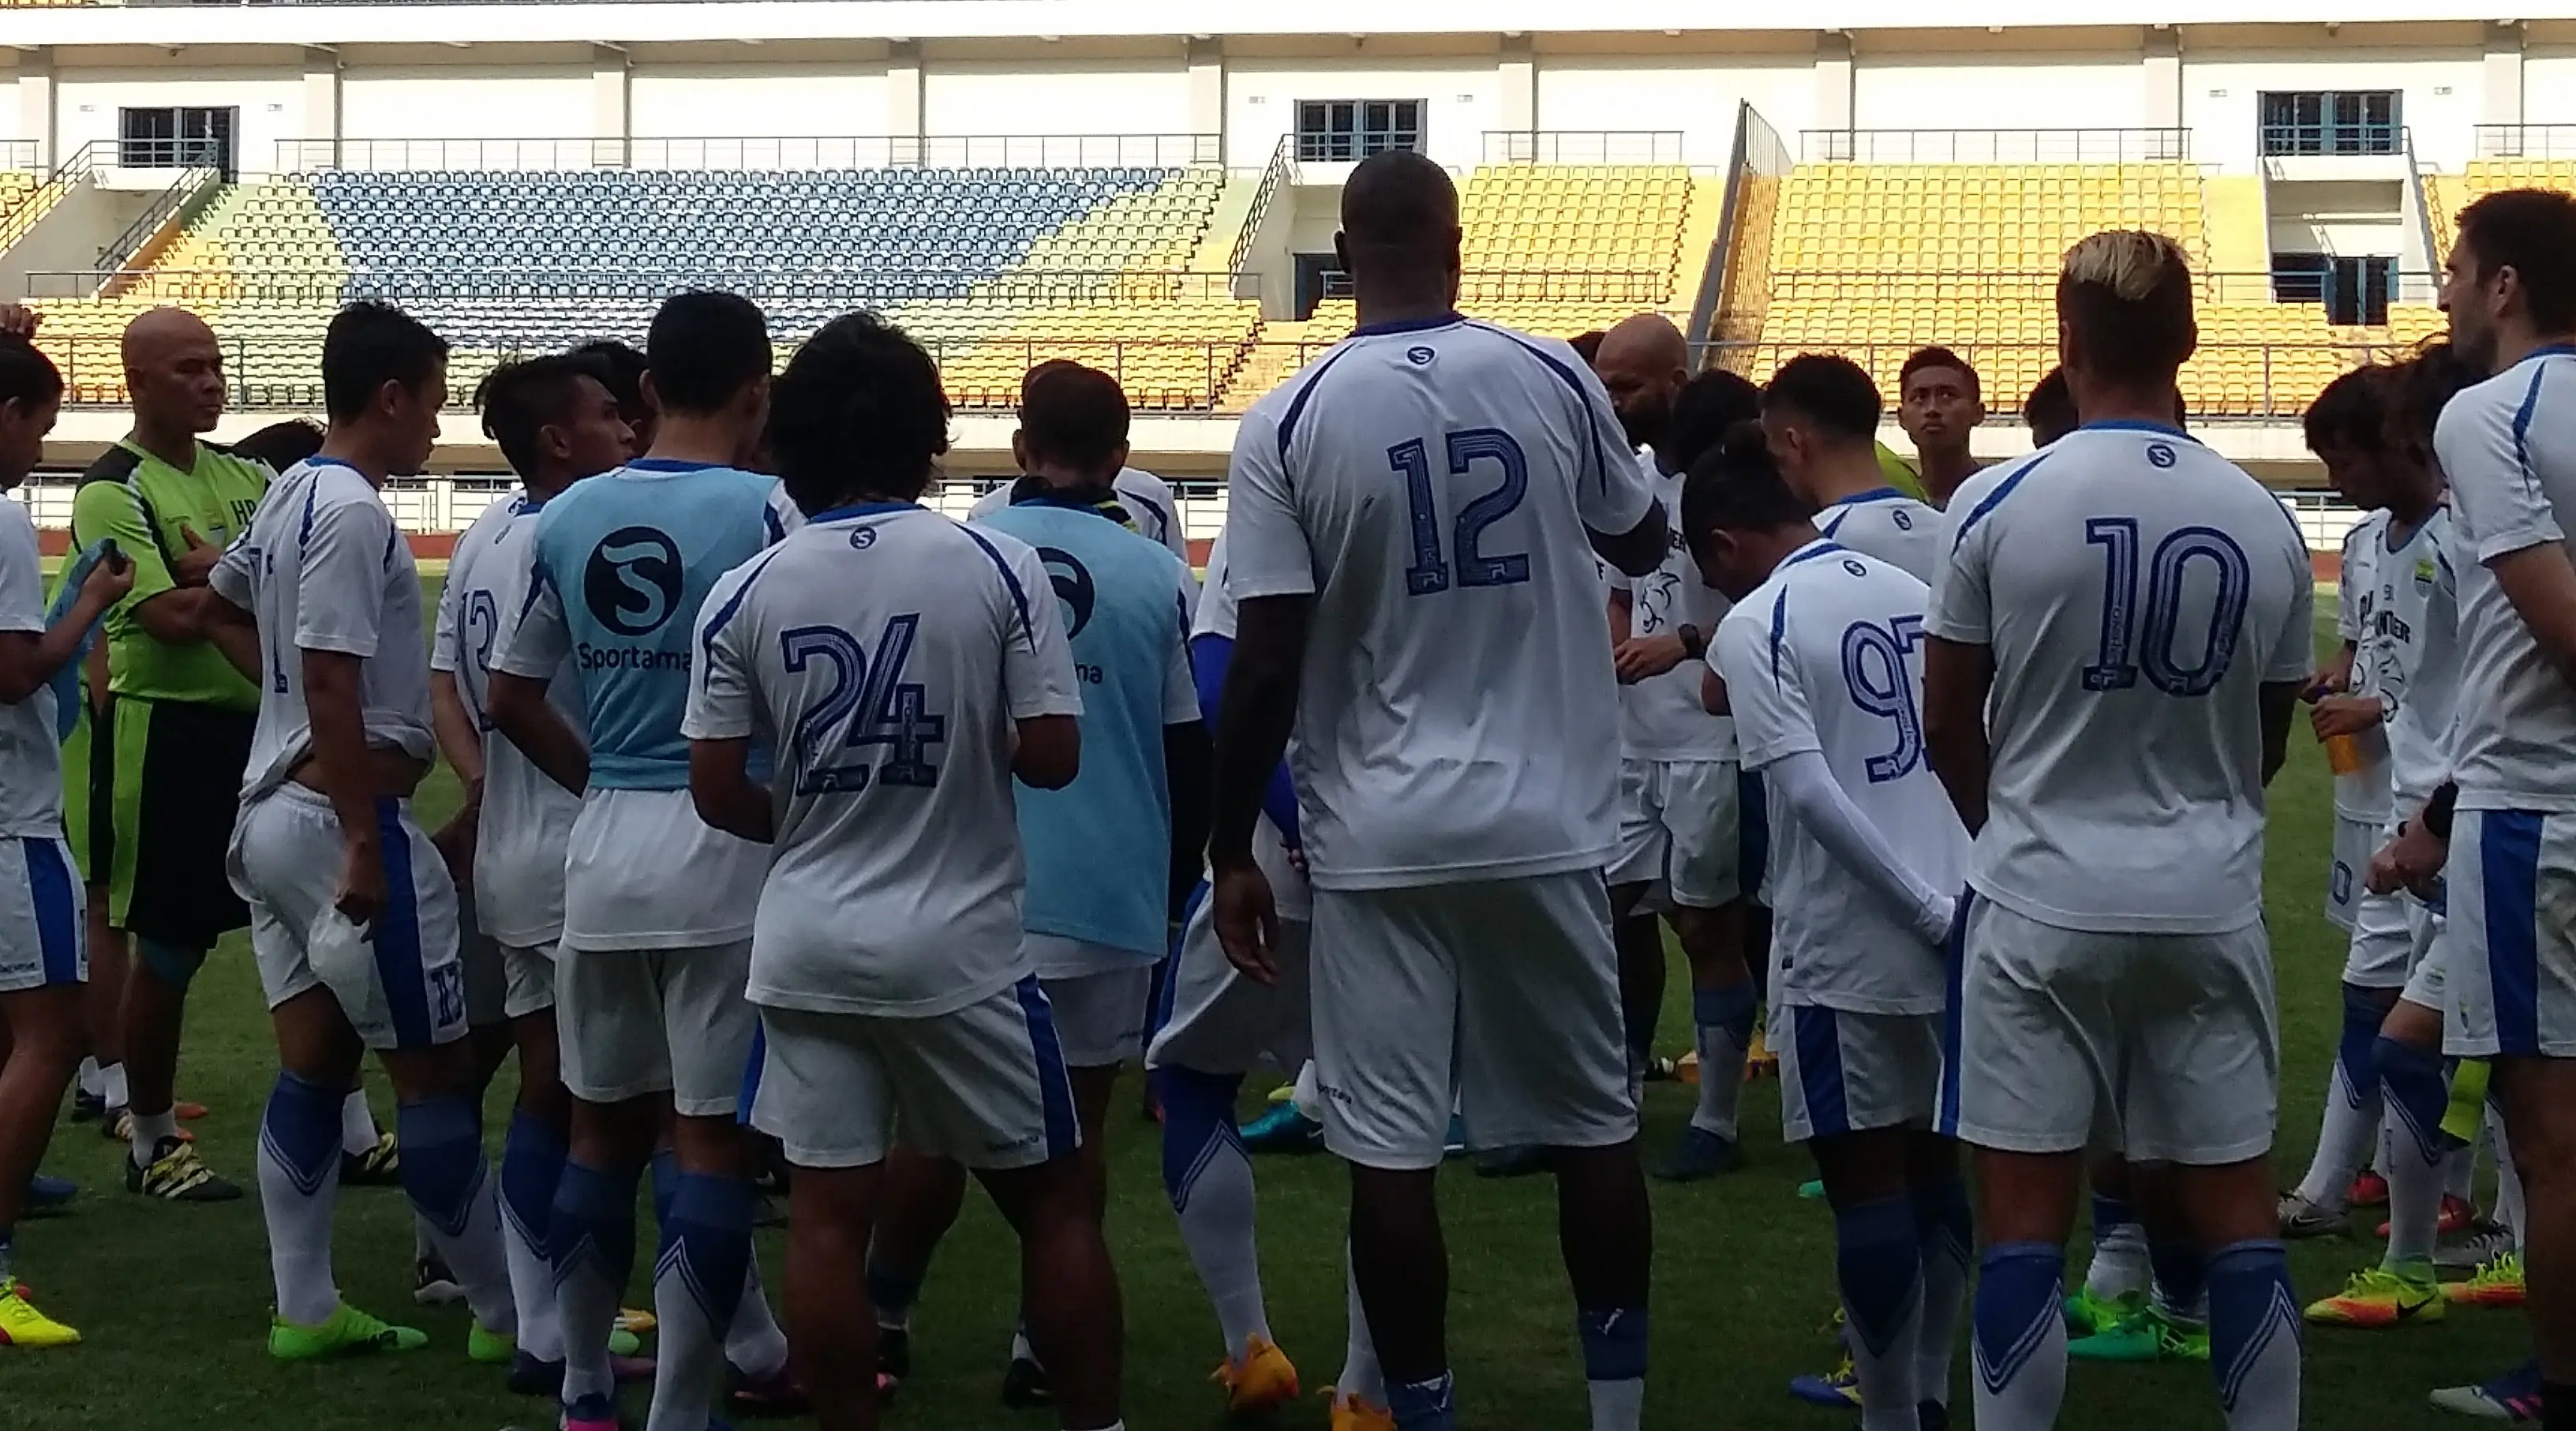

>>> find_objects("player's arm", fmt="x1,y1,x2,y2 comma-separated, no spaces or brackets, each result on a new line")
1773,749,1956,944
428,573,485,807
1211,595,1309,871
1607,580,1632,645
684,565,774,841
997,536,1084,792
1159,585,1213,913
293,497,400,927
488,556,590,796
71,481,229,646
0,540,130,703
1921,638,1994,835
1700,662,1730,716
2490,543,2576,695
1568,362,1668,576
2440,376,2576,691
1189,631,1300,847
2263,547,2322,786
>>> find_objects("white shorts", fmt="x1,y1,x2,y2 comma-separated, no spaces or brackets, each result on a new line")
2342,822,2417,989
1146,886,1313,1077
1310,871,1635,1171
2442,808,2576,1060
0,835,84,994
228,785,466,1052
2401,895,2449,1013
749,978,1080,1171
1941,893,2280,1166
457,905,551,1026
1775,1002,1941,1144
556,941,758,1116
2326,815,2383,932
1040,966,1155,1070
1606,758,1742,908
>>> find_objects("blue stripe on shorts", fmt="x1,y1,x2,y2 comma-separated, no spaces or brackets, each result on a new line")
1794,1006,1851,1139
25,837,78,987
371,798,434,1048
1016,975,1080,1159
2481,811,2546,1057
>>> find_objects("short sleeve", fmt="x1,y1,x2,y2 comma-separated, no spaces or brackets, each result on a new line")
69,479,176,617
1577,391,1657,538
681,561,762,742
294,488,391,657
0,505,44,636
492,535,572,680
2335,527,2366,641
763,482,803,543
1222,408,1318,601
2440,376,2568,564
998,539,1083,721
1713,600,1821,770
1924,480,1996,646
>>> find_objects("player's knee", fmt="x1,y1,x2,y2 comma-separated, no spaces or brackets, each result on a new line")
135,938,204,990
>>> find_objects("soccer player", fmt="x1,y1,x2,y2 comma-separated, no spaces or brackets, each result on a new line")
212,301,518,1361
2024,368,2079,448
1896,347,1986,507
685,310,1124,1431
487,291,792,1431
869,360,1206,1402
1208,148,1667,1431
1923,231,2314,1431
1686,424,1969,1431
70,305,268,1203
1762,355,1942,583
968,360,1194,572
432,353,644,1395
2409,186,2576,1425
0,335,133,1347
1590,314,1757,1182
570,339,654,451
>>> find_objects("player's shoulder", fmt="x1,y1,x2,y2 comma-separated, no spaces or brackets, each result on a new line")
199,443,276,485
1942,443,2055,538
75,444,143,490
0,491,37,545
2438,349,2573,462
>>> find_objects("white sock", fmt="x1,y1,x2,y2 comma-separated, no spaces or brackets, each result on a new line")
1690,1020,1747,1141
1011,1325,1040,1366
2375,1122,2391,1178
422,1186,517,1335
2383,1130,2444,1268
77,1056,100,1097
256,1081,345,1327
650,1246,735,1431
2442,1141,2475,1205
2292,1058,2379,1211
2083,1222,2148,1302
129,1107,178,1168
1338,1250,1383,1405
341,1090,380,1157
2492,1115,2526,1252
726,1261,791,1380
500,1188,562,1364
1170,1108,1271,1361
1589,1373,1647,1431
102,1062,127,1109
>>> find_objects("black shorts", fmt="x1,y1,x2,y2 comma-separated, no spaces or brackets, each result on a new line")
92,697,254,950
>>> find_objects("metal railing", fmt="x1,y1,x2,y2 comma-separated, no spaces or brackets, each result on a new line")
276,133,1222,174
93,162,223,277
0,140,38,176
1799,128,2192,165
1762,269,2442,307
1319,268,1670,304
0,142,103,256
1228,136,1296,289
2473,124,2576,161
24,266,1252,306
1481,131,1686,166
1699,339,2413,419
1695,101,1790,347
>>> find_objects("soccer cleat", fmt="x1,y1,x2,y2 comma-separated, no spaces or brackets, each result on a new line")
877,1324,911,1383
559,1392,625,1431
1744,1024,1779,1081
126,1136,241,1201
1796,1178,1825,1201
616,1307,656,1336
1001,1350,1052,1407
0,1287,79,1348
414,1251,463,1306
2439,1224,2518,1272
506,1349,657,1396
25,1172,76,1214
2379,1194,2476,1240
1326,1388,1397,1431
2061,1286,2145,1337
105,1108,192,1144
1653,1126,1743,1182
268,1302,429,1361
69,1088,106,1124
2443,1253,2525,1309
2303,1266,2445,1328
2068,1306,2210,1362
1213,1335,1300,1418
1239,1099,1324,1154
340,1132,402,1186
2349,1169,2390,1208
2430,1361,2544,1422
2276,1190,2346,1239
1787,1358,1861,1409
467,1322,515,1365
1442,1115,1469,1159
728,1362,807,1416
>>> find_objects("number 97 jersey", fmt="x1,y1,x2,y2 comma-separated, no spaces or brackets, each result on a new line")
1926,424,2315,935
683,504,1084,1019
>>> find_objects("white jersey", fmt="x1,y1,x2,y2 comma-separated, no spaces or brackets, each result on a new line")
1194,529,1309,921
2435,345,2576,812
1926,423,2315,934
683,501,1082,1018
1717,540,1963,1013
1616,455,1734,761
1224,313,1656,890
2346,506,2456,822
2385,505,2463,811
431,491,586,947
967,466,1192,572
0,497,60,838
1814,487,1944,583
213,458,436,803
2331,511,2393,822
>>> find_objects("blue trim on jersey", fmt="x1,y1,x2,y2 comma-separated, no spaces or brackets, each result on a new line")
371,799,435,1049
805,500,921,523
1466,320,1612,496
1351,312,1467,336
1016,975,1080,1159
1794,1007,1852,1139
1951,451,2055,549
1784,539,1848,568
762,502,785,543
2481,810,2545,1057
1123,485,1176,542
1827,486,1907,506
958,523,1037,645
297,478,321,547
24,837,77,987
2524,343,2576,361
301,456,367,476
1819,508,1853,538
696,547,788,668
1936,890,1971,1137
2077,419,2200,444
1019,492,1129,521
1276,343,1363,461
2383,513,2430,556
2512,360,2554,498
625,458,725,474
1768,586,1792,688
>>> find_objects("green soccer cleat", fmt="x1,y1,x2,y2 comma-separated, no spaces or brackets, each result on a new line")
2068,1304,2210,1363
467,1322,514,1365
268,1302,429,1361
2061,1285,2144,1338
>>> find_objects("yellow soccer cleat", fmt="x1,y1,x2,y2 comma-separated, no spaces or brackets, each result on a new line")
2443,1253,2525,1309
1326,1388,1396,1431
1744,1025,1779,1082
2304,1266,2444,1328
0,1287,80,1348
1214,1335,1299,1418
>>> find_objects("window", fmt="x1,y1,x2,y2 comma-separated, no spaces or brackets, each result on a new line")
2260,91,2401,156
1296,99,1422,163
2273,253,2394,325
118,106,235,174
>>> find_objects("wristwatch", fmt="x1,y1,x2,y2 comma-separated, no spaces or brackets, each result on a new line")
1677,623,1705,661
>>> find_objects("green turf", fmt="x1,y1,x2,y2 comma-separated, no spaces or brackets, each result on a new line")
9,611,2527,1429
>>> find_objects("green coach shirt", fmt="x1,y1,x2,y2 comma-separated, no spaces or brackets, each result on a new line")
69,439,271,712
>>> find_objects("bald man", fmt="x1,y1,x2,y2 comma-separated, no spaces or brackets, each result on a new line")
70,306,268,1204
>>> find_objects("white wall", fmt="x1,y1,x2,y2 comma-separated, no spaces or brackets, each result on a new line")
2179,51,2485,170
341,67,596,142
921,62,1191,137
1852,54,2146,133
2525,50,2576,125
1226,60,1502,169
54,71,304,176
631,66,889,138
1532,58,1814,165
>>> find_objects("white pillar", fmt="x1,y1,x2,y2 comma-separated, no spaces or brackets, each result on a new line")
17,51,53,174
886,41,923,162
592,45,630,163
1187,36,1225,161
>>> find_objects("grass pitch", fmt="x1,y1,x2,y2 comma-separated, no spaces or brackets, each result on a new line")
7,608,2530,1430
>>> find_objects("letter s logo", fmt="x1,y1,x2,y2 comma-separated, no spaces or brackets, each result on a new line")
583,526,684,636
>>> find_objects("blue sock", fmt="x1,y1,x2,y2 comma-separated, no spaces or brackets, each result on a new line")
2376,1036,2452,1163
1912,1176,1971,1410
2148,1238,2207,1320
2091,1191,2136,1238
1387,1369,1457,1431
552,1159,641,1407
500,1111,569,1257
650,1147,680,1231
1154,1065,1273,1359
2206,1240,2301,1430
1693,984,1758,1045
260,1070,343,1195
1578,1307,1647,1431
2378,1036,2454,1266
1154,1066,1245,1209
2337,983,2384,1096
1836,1194,1923,1427
651,1173,757,1431
867,1255,926,1329
256,1070,347,1324
1972,1242,2067,1431
398,1094,512,1332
